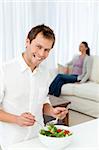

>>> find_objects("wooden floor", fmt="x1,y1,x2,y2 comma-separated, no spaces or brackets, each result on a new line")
69,109,94,126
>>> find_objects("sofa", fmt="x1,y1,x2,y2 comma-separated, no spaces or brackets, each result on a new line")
50,56,99,118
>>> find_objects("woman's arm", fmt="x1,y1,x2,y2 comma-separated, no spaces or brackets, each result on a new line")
64,55,78,74
78,56,93,83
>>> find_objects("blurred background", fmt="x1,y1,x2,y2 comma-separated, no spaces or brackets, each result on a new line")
0,0,99,69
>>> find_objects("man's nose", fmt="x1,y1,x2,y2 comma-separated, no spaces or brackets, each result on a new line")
39,49,45,57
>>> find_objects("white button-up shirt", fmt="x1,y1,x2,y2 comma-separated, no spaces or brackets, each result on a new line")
0,55,50,148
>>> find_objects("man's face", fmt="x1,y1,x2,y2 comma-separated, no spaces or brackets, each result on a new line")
25,32,53,67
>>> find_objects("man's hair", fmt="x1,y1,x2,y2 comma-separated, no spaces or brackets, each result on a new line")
27,24,55,48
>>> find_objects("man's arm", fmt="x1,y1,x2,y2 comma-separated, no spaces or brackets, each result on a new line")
43,103,68,120
0,109,35,127
0,109,17,124
43,103,54,116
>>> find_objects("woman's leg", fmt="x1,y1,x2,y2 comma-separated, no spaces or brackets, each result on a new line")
52,80,64,97
49,74,63,95
49,74,77,97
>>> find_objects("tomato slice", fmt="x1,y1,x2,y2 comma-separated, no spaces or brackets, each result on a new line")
64,130,70,135
57,129,62,132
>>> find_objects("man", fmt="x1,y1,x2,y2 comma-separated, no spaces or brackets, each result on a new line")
0,24,68,149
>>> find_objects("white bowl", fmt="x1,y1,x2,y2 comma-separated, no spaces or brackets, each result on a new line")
38,125,73,150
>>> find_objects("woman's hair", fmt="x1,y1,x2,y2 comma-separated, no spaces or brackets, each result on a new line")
81,41,90,56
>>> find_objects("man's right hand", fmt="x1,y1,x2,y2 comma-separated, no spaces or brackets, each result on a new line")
16,112,36,127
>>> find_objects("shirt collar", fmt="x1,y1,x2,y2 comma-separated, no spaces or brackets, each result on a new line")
17,53,40,74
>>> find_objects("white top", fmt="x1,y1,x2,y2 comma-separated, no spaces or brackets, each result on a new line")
0,55,50,148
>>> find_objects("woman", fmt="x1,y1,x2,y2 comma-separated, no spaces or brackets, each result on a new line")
49,41,93,97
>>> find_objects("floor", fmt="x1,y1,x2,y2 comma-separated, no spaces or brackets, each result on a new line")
44,109,94,126
69,109,95,126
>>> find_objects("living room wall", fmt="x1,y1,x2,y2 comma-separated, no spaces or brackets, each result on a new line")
0,0,99,69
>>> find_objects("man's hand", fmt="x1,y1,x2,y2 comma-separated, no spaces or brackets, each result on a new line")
16,112,36,127
52,107,68,120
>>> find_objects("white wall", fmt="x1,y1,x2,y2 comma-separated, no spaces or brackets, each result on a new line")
0,0,99,69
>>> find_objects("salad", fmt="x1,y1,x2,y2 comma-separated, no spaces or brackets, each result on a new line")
39,124,72,137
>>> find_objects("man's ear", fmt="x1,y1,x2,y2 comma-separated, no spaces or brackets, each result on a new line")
25,38,30,48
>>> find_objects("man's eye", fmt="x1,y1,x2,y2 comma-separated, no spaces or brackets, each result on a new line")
37,45,42,49
45,49,50,52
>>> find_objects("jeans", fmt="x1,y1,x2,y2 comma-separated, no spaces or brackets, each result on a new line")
49,73,78,97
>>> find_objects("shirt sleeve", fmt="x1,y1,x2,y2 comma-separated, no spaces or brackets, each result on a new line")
78,56,93,83
0,68,5,104
43,96,51,104
65,59,73,67
43,71,51,105
65,55,78,67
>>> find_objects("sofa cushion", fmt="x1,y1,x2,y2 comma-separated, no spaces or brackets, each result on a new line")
57,64,65,74
61,82,99,102
74,82,99,102
90,56,99,83
57,64,72,74
61,83,77,95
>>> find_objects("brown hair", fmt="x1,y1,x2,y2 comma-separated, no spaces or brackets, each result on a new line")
27,24,55,48
81,41,90,56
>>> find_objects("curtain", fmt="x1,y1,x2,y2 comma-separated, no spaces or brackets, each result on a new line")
0,0,99,69
55,1,99,65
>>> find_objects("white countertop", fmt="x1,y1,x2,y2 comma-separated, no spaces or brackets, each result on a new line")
8,119,99,150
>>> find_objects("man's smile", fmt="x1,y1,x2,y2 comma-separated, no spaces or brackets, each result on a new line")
33,54,44,61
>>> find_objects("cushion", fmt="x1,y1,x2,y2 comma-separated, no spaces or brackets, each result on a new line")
61,81,99,102
74,82,99,102
57,64,66,74
58,64,72,74
61,83,76,95
90,56,99,83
